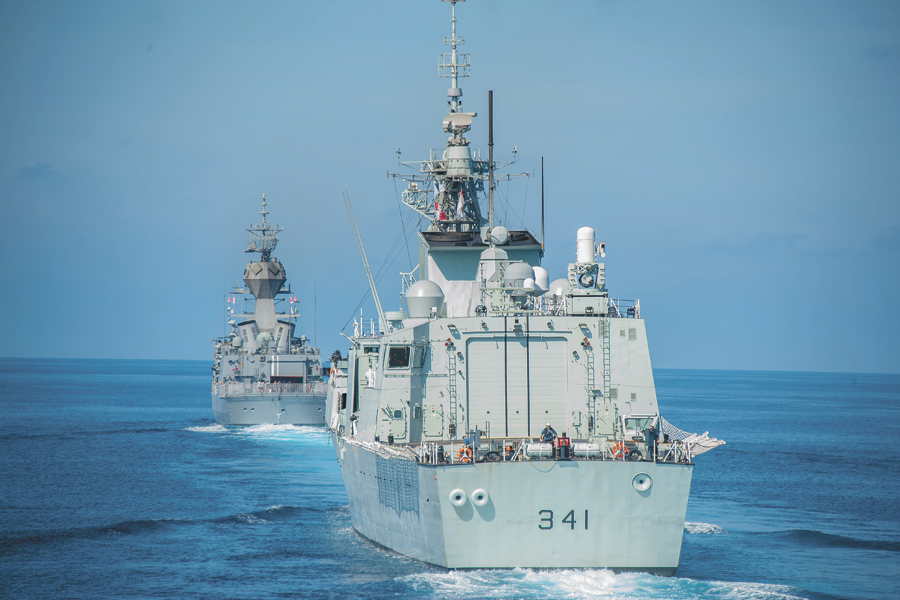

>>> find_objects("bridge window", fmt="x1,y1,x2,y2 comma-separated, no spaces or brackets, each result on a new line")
388,346,411,368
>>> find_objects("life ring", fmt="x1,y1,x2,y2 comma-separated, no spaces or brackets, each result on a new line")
449,489,467,506
458,447,473,463
611,441,626,458
470,488,489,507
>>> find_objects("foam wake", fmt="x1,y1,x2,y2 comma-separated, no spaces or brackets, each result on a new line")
183,423,328,441
184,423,227,433
400,569,813,600
239,423,330,442
685,522,729,534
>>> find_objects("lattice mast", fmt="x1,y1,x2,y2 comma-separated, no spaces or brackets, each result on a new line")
390,0,527,231
245,193,283,262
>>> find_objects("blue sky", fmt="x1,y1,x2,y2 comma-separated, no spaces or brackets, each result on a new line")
1,0,898,373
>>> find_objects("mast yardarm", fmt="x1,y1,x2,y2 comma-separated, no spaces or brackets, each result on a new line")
245,193,283,262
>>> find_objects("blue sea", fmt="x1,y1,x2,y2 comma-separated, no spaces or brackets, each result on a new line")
1,359,898,600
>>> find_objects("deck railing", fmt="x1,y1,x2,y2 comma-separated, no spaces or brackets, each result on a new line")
216,380,327,398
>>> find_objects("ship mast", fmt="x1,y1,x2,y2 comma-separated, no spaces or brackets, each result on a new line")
444,0,466,115
389,0,528,232
245,193,283,262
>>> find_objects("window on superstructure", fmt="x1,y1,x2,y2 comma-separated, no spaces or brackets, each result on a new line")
412,346,427,368
625,417,653,431
388,346,411,368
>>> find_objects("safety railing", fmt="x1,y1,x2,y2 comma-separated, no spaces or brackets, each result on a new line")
218,380,328,398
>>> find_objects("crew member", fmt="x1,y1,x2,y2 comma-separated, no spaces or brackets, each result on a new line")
541,423,557,443
646,425,659,460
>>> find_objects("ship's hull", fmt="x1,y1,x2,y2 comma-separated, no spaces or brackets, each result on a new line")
212,392,326,425
332,435,693,572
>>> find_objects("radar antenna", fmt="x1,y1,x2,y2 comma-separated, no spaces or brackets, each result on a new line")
245,193,283,262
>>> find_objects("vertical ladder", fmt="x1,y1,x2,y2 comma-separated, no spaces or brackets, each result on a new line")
601,317,611,405
585,344,596,427
447,349,458,439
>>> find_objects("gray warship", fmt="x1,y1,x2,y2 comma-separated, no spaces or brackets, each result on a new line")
327,0,723,572
211,195,326,425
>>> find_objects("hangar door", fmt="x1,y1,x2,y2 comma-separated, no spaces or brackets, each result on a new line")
466,335,568,438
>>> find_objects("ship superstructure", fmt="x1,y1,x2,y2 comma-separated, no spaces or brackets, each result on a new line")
328,0,723,572
211,195,326,425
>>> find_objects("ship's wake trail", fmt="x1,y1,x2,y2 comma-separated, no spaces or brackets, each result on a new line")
183,422,328,441
400,569,814,600
185,423,228,433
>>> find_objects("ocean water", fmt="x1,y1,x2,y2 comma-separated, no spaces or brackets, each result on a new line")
1,359,898,600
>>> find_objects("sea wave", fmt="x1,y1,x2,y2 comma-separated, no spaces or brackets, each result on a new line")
399,569,813,600
0,517,193,553
2,426,170,440
214,505,321,525
685,522,729,534
755,529,900,552
0,505,316,553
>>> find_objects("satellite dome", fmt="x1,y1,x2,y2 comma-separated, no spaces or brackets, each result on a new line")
548,278,569,297
489,225,510,245
504,262,535,288
404,280,445,318
533,266,549,295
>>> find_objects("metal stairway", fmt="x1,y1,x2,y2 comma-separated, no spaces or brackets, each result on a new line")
447,349,458,439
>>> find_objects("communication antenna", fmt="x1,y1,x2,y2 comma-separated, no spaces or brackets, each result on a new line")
541,157,545,251
488,90,494,230
440,0,468,114
343,191,387,335
314,279,317,348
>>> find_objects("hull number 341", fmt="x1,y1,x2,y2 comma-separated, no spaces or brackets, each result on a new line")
538,510,589,530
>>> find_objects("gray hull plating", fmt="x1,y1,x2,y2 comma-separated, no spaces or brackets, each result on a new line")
334,436,692,571
213,392,326,426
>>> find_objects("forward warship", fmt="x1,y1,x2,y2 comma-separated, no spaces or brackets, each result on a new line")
328,0,723,572
211,195,326,425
